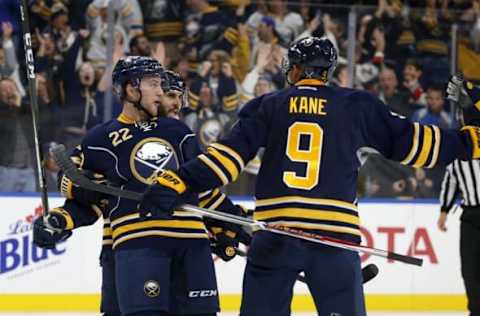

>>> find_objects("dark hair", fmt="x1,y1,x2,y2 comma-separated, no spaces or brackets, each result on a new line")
405,58,422,71
426,83,445,96
129,34,146,51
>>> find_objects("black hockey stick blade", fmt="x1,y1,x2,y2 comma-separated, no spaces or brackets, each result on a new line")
387,251,423,266
51,144,143,201
362,263,379,283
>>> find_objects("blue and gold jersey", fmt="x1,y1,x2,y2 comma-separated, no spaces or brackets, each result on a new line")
60,113,236,249
179,79,476,243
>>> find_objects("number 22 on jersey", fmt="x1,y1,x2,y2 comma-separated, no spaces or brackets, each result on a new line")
283,122,324,190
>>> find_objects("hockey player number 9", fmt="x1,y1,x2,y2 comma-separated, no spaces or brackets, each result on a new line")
283,122,323,190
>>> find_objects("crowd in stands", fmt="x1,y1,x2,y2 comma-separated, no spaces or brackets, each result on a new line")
0,0,479,198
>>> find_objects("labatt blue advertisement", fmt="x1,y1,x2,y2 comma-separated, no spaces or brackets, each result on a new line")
1,204,66,275
0,196,103,294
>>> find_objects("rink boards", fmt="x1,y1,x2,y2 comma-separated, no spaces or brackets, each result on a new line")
0,195,467,312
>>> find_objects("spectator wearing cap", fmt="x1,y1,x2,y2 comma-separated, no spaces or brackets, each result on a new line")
0,78,36,192
246,0,303,45
402,58,426,106
250,16,285,69
189,50,239,113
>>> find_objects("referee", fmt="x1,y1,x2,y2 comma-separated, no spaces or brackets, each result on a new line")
438,75,480,316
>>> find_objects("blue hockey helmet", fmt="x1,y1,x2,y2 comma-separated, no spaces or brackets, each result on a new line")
162,70,186,93
282,37,337,82
163,70,188,110
112,56,165,98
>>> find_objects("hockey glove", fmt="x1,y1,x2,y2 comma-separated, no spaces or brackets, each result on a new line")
138,170,187,219
211,229,239,262
446,74,464,103
60,170,107,206
464,81,480,111
33,209,73,249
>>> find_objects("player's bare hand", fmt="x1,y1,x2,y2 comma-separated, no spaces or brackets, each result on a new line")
437,212,448,232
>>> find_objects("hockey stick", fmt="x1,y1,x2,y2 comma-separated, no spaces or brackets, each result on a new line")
235,248,379,284
19,0,49,215
51,145,423,266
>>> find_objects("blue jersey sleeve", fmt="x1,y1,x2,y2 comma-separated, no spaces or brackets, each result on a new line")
356,91,471,167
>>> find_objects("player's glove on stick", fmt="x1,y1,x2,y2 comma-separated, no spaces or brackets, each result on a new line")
211,230,239,262
60,170,107,206
464,80,480,111
446,74,480,110
138,170,187,219
33,210,72,249
446,74,464,103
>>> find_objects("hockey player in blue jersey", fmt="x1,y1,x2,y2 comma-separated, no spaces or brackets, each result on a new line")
34,68,192,316
33,57,246,316
139,37,480,316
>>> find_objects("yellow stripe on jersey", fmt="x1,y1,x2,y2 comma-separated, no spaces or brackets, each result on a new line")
266,221,362,236
91,204,103,218
255,196,357,211
401,123,420,165
112,220,206,240
461,126,480,159
254,208,360,226
210,143,245,169
111,213,140,227
113,231,209,248
426,125,441,168
103,227,112,236
209,193,226,210
413,125,433,168
103,240,113,246
50,208,74,230
199,189,221,207
199,154,229,185
207,147,240,181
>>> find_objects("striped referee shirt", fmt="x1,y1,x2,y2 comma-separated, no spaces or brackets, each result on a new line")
440,159,480,213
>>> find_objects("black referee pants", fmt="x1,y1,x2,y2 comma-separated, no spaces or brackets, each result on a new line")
460,207,480,316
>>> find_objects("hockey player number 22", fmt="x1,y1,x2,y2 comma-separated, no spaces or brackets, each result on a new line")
283,122,323,190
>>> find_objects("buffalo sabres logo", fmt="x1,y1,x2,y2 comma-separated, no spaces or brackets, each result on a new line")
144,280,160,297
199,118,223,148
130,137,179,184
